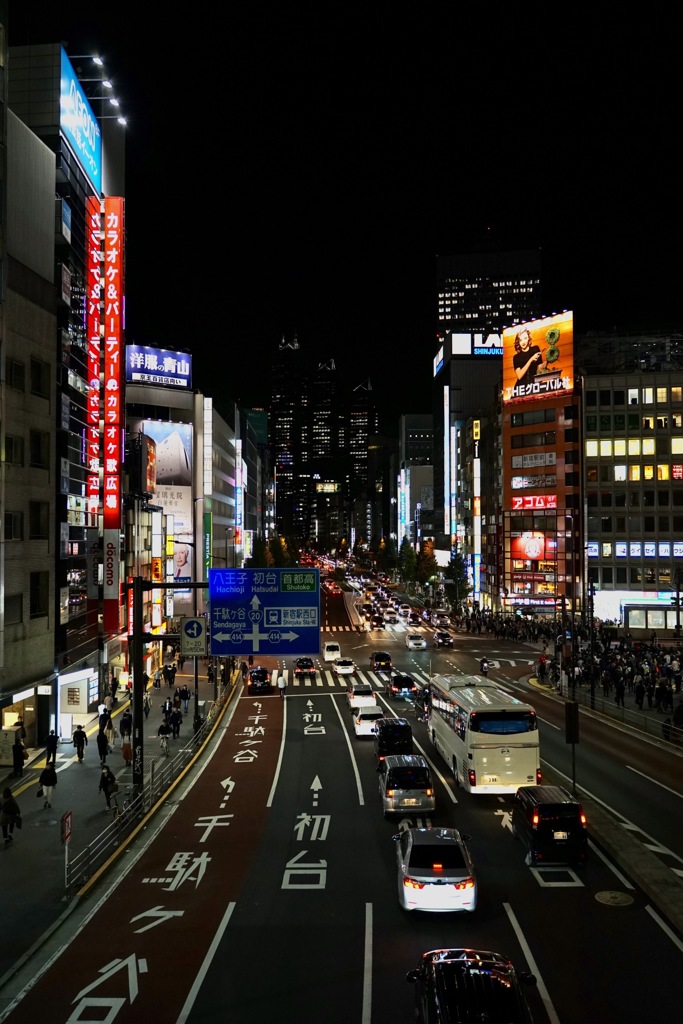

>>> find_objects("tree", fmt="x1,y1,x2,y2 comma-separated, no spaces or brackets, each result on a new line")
245,534,274,568
268,536,294,567
416,539,440,588
443,550,471,613
398,537,417,585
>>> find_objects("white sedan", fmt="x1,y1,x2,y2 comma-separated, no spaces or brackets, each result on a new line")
333,657,357,675
405,633,427,651
353,705,384,737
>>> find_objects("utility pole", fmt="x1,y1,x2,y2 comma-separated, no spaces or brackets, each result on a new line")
674,565,682,639
589,582,596,710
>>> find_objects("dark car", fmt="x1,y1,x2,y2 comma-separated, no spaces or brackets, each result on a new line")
511,785,588,866
433,630,453,648
247,666,272,694
408,611,422,626
389,674,419,700
370,613,385,629
374,717,413,764
407,948,537,1023
293,657,315,679
370,650,392,671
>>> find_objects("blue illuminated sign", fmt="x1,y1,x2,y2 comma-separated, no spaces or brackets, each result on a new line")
60,49,102,195
125,345,192,388
209,568,321,657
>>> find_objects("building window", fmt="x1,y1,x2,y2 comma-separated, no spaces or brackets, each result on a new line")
4,512,23,540
644,516,655,532
6,358,25,391
29,430,50,468
613,390,625,406
29,501,49,539
659,516,670,531
614,439,626,456
628,439,641,456
30,358,50,399
615,516,626,531
672,438,683,455
616,567,628,585
586,440,598,457
5,435,24,465
628,466,640,481
29,571,49,618
602,567,613,585
614,465,627,481
601,517,612,533
600,440,612,457
5,595,23,625
614,414,625,431
658,465,670,480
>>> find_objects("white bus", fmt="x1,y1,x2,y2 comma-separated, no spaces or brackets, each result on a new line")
427,675,541,794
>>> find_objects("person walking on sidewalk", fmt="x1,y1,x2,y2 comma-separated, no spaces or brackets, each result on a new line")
73,724,88,761
1,787,21,843
169,707,182,739
39,762,57,808
278,675,286,699
143,692,151,719
180,684,191,715
99,766,118,810
44,729,59,766
119,708,132,742
96,729,109,766
12,735,26,778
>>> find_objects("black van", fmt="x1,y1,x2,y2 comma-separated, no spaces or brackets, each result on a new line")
511,785,588,866
374,717,413,765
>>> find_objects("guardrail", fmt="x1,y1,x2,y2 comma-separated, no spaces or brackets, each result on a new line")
64,683,232,897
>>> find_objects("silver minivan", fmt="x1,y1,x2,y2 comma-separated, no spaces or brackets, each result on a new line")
379,753,436,817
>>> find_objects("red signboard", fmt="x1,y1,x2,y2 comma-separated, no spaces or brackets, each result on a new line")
86,196,101,523
511,494,557,510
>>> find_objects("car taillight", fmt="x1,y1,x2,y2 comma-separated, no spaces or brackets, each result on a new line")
404,877,425,891
536,768,543,784
453,878,475,891
425,789,434,797
580,812,587,827
387,789,395,798
531,812,539,829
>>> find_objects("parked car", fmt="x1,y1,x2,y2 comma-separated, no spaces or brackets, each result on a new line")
394,827,477,912
247,666,273,695
346,681,377,711
388,674,420,700
406,633,427,651
406,948,537,1023
353,705,384,737
433,630,453,648
370,650,392,671
293,657,315,679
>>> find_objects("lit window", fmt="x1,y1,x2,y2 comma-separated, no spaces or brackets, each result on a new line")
642,438,655,455
644,465,654,480
614,439,626,457
585,440,598,457
602,542,613,557
672,387,682,403
672,438,683,454
656,388,668,403
628,389,639,405
628,439,641,456
614,465,627,481
599,440,612,457
628,465,641,481
642,388,654,404
658,464,670,480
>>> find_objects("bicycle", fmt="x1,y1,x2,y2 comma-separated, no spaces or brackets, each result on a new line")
112,788,131,820
159,733,169,756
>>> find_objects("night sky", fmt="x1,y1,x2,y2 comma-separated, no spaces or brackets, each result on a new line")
7,7,681,432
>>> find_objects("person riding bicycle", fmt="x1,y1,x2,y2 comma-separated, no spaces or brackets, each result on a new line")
157,720,171,752
479,657,489,677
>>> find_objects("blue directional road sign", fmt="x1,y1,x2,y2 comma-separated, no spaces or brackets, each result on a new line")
180,616,207,657
209,567,320,657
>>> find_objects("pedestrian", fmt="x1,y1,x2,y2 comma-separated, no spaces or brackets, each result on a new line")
162,664,171,687
12,735,26,778
98,706,111,732
72,724,88,761
614,678,625,708
207,663,215,685
0,787,21,843
162,696,173,722
15,718,27,741
172,689,182,711
143,692,151,719
99,765,118,811
119,709,132,740
154,667,162,689
121,736,133,766
169,707,182,738
180,684,191,714
110,672,119,704
240,661,248,682
248,654,254,668
169,664,177,688
105,715,117,750
44,729,59,765
634,676,645,710
96,729,109,766
39,761,57,808
278,675,286,699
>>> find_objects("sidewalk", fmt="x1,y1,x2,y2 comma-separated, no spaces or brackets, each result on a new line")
0,662,225,986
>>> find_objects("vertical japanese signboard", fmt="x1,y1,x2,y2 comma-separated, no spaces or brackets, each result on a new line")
102,197,125,634
86,196,101,525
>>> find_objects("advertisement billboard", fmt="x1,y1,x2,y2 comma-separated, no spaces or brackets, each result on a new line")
129,419,194,608
125,345,192,388
501,311,574,406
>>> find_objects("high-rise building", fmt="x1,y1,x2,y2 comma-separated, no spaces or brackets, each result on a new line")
432,248,544,564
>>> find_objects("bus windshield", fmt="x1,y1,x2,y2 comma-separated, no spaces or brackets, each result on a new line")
470,711,537,735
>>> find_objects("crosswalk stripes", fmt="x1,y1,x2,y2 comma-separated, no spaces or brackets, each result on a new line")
275,666,433,690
